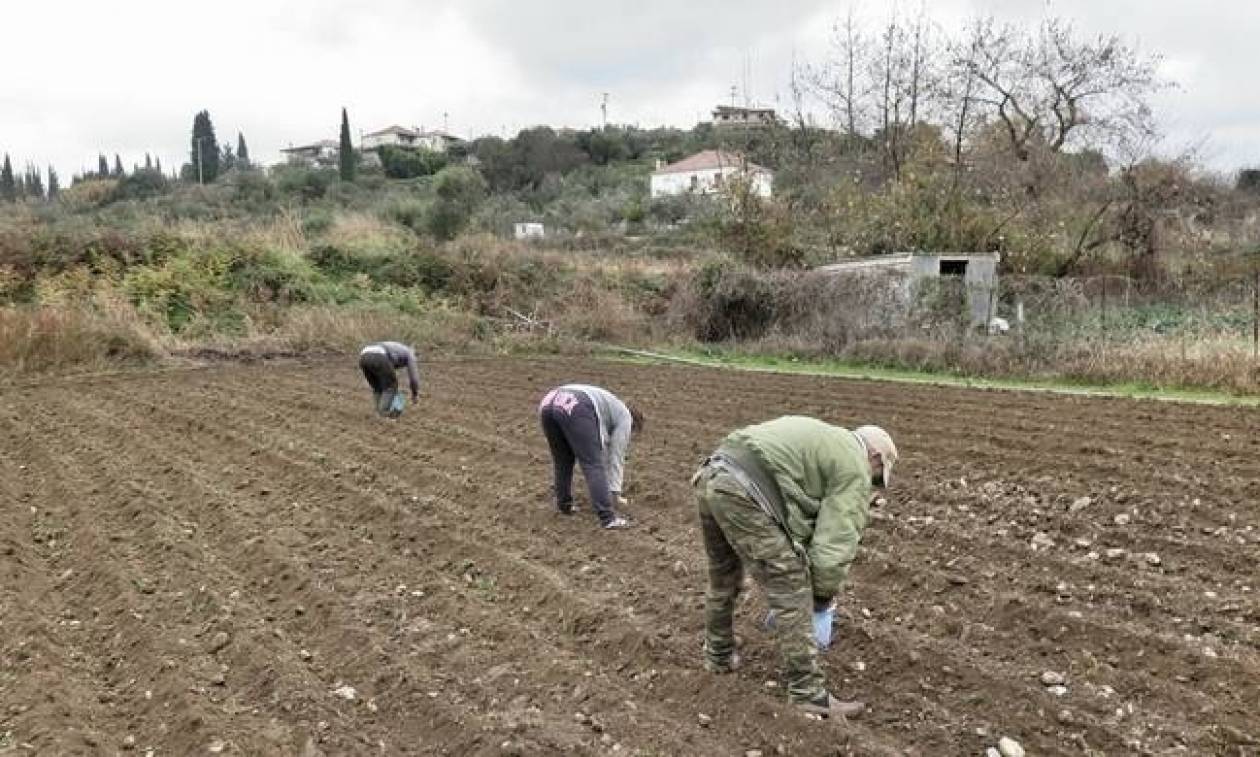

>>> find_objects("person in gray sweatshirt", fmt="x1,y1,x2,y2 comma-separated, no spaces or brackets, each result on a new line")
537,384,643,529
359,341,420,417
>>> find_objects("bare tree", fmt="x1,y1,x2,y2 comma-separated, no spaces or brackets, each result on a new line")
806,7,870,139
959,17,1165,162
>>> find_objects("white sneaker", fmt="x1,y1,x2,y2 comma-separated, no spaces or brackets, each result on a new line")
602,516,630,530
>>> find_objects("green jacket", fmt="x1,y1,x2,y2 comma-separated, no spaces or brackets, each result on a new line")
721,416,872,602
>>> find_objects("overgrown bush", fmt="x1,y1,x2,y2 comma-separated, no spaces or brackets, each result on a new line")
378,146,447,179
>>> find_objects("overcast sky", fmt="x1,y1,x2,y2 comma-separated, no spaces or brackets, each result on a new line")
2,0,1255,179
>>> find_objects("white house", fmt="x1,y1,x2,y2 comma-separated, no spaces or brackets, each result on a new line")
280,140,339,167
649,150,773,199
362,125,465,153
416,130,464,152
362,125,422,150
711,105,779,129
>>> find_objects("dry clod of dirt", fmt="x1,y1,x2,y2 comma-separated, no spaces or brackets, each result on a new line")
1030,532,1056,551
745,750,764,757
331,684,357,701
1144,552,1162,566
1069,496,1093,513
1040,671,1066,686
207,631,231,654
997,736,1025,757
208,738,227,753
122,734,137,750
1114,513,1132,526
299,649,313,661
1057,709,1074,725
1047,685,1069,697
985,749,1001,757
210,671,226,687
697,713,713,728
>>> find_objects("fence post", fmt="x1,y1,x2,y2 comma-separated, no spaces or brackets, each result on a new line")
1101,275,1108,336
1253,268,1258,361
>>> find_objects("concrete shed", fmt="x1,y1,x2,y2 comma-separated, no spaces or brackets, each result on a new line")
816,252,1001,325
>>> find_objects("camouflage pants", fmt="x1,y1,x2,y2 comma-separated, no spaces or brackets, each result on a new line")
694,465,825,702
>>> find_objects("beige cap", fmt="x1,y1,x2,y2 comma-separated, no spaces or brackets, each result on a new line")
854,425,898,488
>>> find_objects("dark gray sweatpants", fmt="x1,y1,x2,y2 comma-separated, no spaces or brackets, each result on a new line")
539,391,614,525
359,350,398,416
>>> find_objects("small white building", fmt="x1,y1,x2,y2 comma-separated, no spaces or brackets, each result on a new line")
649,150,773,199
816,252,1002,326
513,222,545,240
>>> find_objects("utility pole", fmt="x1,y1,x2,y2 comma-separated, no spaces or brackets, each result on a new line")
600,93,609,129
729,85,738,107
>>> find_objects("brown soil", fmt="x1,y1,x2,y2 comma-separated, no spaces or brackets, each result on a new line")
1,356,1257,756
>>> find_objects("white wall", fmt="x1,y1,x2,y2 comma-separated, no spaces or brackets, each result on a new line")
650,167,772,199
514,222,545,239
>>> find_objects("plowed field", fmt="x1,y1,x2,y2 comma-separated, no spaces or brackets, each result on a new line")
1,357,1257,756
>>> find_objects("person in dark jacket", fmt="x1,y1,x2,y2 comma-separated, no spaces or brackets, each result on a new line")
359,341,420,417
538,384,642,529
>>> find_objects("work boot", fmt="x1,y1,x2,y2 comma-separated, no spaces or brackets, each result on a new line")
703,651,741,674
796,692,865,719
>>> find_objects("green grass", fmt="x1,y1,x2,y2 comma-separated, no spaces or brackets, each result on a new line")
602,344,1260,407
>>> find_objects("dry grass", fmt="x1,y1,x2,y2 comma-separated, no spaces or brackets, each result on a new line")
0,299,159,374
832,334,1260,394
322,211,414,255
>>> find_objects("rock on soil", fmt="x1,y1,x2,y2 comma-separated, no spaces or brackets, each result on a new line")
1040,671,1066,686
998,736,1025,757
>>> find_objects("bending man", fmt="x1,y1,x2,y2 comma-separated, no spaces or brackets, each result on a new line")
538,384,642,530
693,416,897,718
358,341,420,417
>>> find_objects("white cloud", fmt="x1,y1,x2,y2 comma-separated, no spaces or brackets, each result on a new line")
1,0,1256,179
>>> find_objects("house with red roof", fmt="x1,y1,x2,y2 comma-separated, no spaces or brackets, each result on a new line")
648,149,773,199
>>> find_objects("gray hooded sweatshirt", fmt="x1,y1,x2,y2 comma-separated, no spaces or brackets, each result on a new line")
562,384,632,494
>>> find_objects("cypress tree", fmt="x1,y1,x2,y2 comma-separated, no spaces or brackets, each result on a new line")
237,132,250,167
145,153,153,171
113,155,124,177
26,164,44,198
0,155,15,202
155,156,162,174
189,110,221,183
47,166,60,199
338,107,356,181
98,154,109,177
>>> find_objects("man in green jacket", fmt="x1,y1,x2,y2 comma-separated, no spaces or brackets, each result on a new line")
692,416,897,718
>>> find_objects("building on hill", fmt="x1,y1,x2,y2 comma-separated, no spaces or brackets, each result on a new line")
649,150,773,199
280,140,339,168
362,125,422,150
362,126,465,153
711,104,779,129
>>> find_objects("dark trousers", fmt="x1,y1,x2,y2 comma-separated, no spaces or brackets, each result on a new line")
359,351,398,416
539,392,613,525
